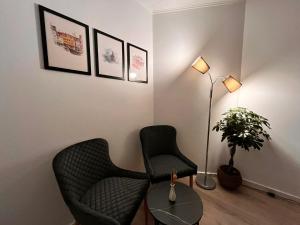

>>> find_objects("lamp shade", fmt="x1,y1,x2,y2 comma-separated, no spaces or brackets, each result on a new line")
192,56,210,74
223,75,242,93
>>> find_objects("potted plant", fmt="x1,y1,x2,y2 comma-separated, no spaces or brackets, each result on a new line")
213,107,271,190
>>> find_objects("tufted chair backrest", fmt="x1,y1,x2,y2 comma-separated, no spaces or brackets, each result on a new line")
53,138,114,203
140,125,178,158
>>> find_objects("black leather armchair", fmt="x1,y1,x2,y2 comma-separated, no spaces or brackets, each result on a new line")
53,138,149,225
140,125,197,186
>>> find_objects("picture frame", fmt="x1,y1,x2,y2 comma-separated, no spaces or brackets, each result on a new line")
94,29,125,80
127,43,148,83
39,5,91,75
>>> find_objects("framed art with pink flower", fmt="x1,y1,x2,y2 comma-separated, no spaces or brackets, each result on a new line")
127,43,148,83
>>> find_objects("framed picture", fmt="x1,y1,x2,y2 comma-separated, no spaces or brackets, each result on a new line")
127,43,148,83
94,29,125,80
39,5,91,75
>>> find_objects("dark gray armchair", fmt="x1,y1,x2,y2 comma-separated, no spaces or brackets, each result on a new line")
53,138,149,225
140,125,197,186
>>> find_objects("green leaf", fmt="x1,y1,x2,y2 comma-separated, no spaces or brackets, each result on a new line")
213,107,271,152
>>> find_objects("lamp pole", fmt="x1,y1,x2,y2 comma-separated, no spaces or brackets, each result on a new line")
195,73,220,190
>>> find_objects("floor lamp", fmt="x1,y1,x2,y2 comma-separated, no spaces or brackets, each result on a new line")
192,56,242,190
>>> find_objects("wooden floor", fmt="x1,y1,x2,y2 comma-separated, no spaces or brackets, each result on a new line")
132,176,300,225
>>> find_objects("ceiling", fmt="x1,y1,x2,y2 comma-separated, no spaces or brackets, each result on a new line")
136,0,242,14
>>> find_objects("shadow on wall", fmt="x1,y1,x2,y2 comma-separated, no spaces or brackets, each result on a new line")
34,3,44,69
120,128,145,172
241,43,294,81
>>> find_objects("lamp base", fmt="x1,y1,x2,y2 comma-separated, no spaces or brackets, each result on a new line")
195,173,216,190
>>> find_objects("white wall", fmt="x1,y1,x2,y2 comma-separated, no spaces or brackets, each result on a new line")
0,1,153,225
237,0,300,198
153,2,245,173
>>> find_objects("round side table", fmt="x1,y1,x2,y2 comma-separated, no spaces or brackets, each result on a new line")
147,181,203,225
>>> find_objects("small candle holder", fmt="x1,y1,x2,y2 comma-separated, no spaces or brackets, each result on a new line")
169,169,177,202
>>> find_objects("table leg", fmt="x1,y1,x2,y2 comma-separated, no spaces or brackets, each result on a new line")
144,199,148,225
189,175,193,187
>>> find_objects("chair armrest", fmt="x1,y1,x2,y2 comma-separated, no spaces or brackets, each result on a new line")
111,166,150,180
175,147,198,170
71,200,120,225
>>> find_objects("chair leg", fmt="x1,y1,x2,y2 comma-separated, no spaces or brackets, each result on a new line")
189,175,193,187
144,200,148,225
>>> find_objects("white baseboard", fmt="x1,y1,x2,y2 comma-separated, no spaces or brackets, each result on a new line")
242,178,300,203
197,171,217,176
197,171,300,204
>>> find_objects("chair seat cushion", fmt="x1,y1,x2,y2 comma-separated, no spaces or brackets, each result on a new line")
80,177,149,225
150,154,197,182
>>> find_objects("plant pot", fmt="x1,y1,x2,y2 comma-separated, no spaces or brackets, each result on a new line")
217,165,242,190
